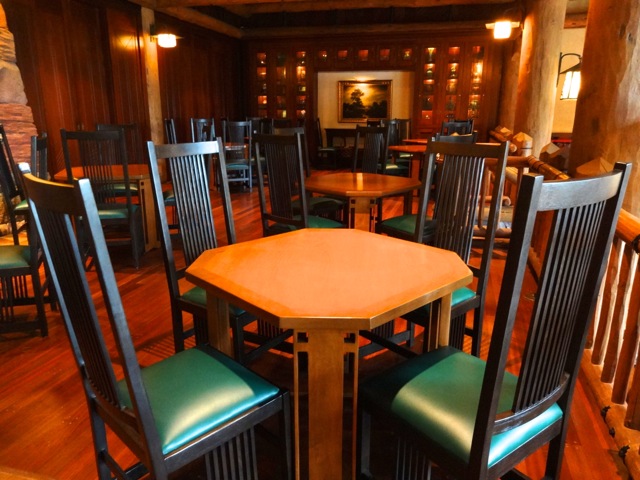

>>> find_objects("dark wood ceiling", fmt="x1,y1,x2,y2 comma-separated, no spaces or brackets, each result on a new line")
131,0,588,38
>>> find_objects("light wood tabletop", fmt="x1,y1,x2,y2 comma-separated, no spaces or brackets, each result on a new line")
185,228,472,480
305,172,420,231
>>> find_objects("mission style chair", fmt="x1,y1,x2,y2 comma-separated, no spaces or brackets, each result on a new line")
358,162,631,479
21,169,292,480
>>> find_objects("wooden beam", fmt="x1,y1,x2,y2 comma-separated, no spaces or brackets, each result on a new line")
158,7,245,38
241,19,489,39
155,0,514,9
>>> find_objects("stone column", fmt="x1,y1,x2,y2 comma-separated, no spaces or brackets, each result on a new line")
0,5,37,164
569,0,640,216
514,0,568,156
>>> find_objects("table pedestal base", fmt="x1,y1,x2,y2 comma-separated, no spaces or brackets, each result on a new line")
294,330,359,480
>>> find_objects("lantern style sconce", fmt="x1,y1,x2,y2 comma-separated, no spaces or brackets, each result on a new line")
150,24,179,48
485,3,523,39
557,53,582,100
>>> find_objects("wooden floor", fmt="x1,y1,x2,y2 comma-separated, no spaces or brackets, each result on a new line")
0,174,630,480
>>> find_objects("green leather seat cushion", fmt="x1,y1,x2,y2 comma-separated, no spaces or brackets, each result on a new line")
0,245,32,269
377,214,436,239
360,346,563,468
117,345,280,455
14,199,29,214
97,204,139,220
273,215,343,232
163,189,176,206
182,285,247,318
403,286,476,323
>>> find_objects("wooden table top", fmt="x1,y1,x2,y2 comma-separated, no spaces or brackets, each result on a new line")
185,228,472,331
305,172,420,199
53,164,150,182
402,138,429,145
388,144,427,154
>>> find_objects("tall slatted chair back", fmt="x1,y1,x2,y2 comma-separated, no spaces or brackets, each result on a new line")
30,133,49,179
434,131,478,143
254,133,307,234
190,118,216,142
22,171,292,480
221,120,253,191
359,162,631,479
60,128,143,268
97,123,144,164
0,124,27,243
353,125,389,174
164,118,178,144
147,139,232,350
440,119,474,136
272,126,311,176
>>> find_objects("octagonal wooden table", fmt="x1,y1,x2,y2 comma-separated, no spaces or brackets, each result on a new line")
305,172,420,231
185,228,472,480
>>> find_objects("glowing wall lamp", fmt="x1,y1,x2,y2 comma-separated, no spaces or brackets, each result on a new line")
485,19,521,39
485,3,523,39
150,25,179,48
557,53,582,100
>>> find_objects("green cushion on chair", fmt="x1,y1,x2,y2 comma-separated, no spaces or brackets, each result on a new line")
14,199,29,214
182,286,247,318
360,346,563,468
117,345,280,455
307,215,342,228
378,215,436,239
379,214,418,235
0,245,31,269
97,204,138,220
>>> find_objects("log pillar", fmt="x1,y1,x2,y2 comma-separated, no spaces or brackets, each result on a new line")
514,0,568,156
497,35,521,131
569,0,640,216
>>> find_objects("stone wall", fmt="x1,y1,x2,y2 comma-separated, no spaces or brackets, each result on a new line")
0,5,37,231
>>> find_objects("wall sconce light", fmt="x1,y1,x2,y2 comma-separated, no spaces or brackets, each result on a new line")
150,24,179,48
485,3,523,39
485,20,521,39
557,52,582,100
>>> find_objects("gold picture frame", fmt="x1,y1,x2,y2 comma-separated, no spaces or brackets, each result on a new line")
338,80,391,123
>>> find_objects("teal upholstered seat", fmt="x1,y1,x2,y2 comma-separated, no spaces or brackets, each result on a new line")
0,245,31,269
118,346,280,454
361,347,562,467
181,285,247,319
358,163,631,480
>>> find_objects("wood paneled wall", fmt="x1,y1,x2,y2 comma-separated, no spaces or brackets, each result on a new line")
3,0,243,174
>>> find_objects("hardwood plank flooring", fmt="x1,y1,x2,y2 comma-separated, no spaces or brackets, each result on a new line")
0,176,629,479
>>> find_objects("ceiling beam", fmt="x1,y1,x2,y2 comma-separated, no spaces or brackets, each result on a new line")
154,0,514,11
242,19,490,39
159,6,245,38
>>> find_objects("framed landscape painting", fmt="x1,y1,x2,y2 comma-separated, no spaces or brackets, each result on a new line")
338,80,391,122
